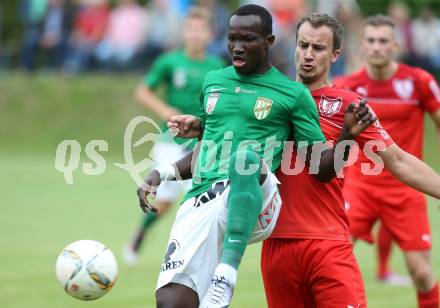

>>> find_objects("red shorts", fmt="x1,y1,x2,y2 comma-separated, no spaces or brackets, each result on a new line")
261,238,366,308
344,182,432,251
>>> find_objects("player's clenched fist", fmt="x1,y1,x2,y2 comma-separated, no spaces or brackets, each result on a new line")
344,98,377,137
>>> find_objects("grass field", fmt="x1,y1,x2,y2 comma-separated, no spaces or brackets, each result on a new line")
1,73,439,308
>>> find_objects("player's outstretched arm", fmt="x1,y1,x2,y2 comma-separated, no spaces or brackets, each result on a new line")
168,115,203,139
310,99,377,182
379,144,440,199
137,148,199,213
134,84,180,121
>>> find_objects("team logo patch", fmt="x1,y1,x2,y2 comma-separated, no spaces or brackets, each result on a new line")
254,97,273,120
161,239,184,272
393,78,414,100
319,95,342,117
206,93,219,114
163,239,179,263
258,193,278,230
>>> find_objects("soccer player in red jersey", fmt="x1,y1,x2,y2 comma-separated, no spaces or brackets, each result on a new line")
261,13,440,308
333,15,440,308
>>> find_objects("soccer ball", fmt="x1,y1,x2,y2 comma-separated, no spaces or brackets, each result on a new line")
55,240,118,300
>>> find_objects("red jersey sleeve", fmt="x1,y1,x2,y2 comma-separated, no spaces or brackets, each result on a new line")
355,103,394,151
417,69,440,113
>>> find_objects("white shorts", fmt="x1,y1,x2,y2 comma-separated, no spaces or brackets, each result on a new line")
156,171,282,299
151,142,191,202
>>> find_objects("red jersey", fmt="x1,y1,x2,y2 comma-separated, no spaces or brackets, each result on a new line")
271,86,393,240
333,63,440,187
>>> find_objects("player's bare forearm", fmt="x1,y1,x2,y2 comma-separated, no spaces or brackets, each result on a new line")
309,146,338,182
309,127,355,182
134,85,179,120
381,144,440,199
172,143,200,180
172,151,194,180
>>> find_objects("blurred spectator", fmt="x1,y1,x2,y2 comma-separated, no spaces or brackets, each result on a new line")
19,0,48,70
315,0,355,17
411,5,440,73
39,0,70,69
20,0,71,71
388,1,413,61
314,0,361,76
64,0,110,74
141,0,180,68
200,0,230,60
94,0,147,71
270,0,308,76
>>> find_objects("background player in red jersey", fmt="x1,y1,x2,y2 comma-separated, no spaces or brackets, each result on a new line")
262,13,440,308
334,15,440,308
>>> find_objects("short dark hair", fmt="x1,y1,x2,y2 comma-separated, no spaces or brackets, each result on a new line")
363,14,396,29
230,4,273,36
296,13,344,51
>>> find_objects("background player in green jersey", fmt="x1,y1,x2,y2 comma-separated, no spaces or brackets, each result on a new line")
123,6,224,266
137,5,374,308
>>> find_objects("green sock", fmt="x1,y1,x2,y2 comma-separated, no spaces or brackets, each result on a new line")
141,211,158,230
221,150,262,270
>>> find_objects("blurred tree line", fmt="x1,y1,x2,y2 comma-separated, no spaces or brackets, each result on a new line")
357,0,440,16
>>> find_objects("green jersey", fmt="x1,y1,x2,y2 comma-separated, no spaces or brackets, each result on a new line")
144,49,224,123
184,66,326,200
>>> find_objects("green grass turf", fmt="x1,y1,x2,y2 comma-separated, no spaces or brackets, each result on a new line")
0,74,439,307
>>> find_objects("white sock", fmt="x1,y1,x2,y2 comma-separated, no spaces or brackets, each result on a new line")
214,263,237,285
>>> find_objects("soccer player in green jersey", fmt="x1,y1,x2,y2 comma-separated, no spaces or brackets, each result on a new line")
137,5,374,308
123,6,224,265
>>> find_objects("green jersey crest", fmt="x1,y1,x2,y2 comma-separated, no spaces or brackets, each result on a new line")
254,97,273,120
